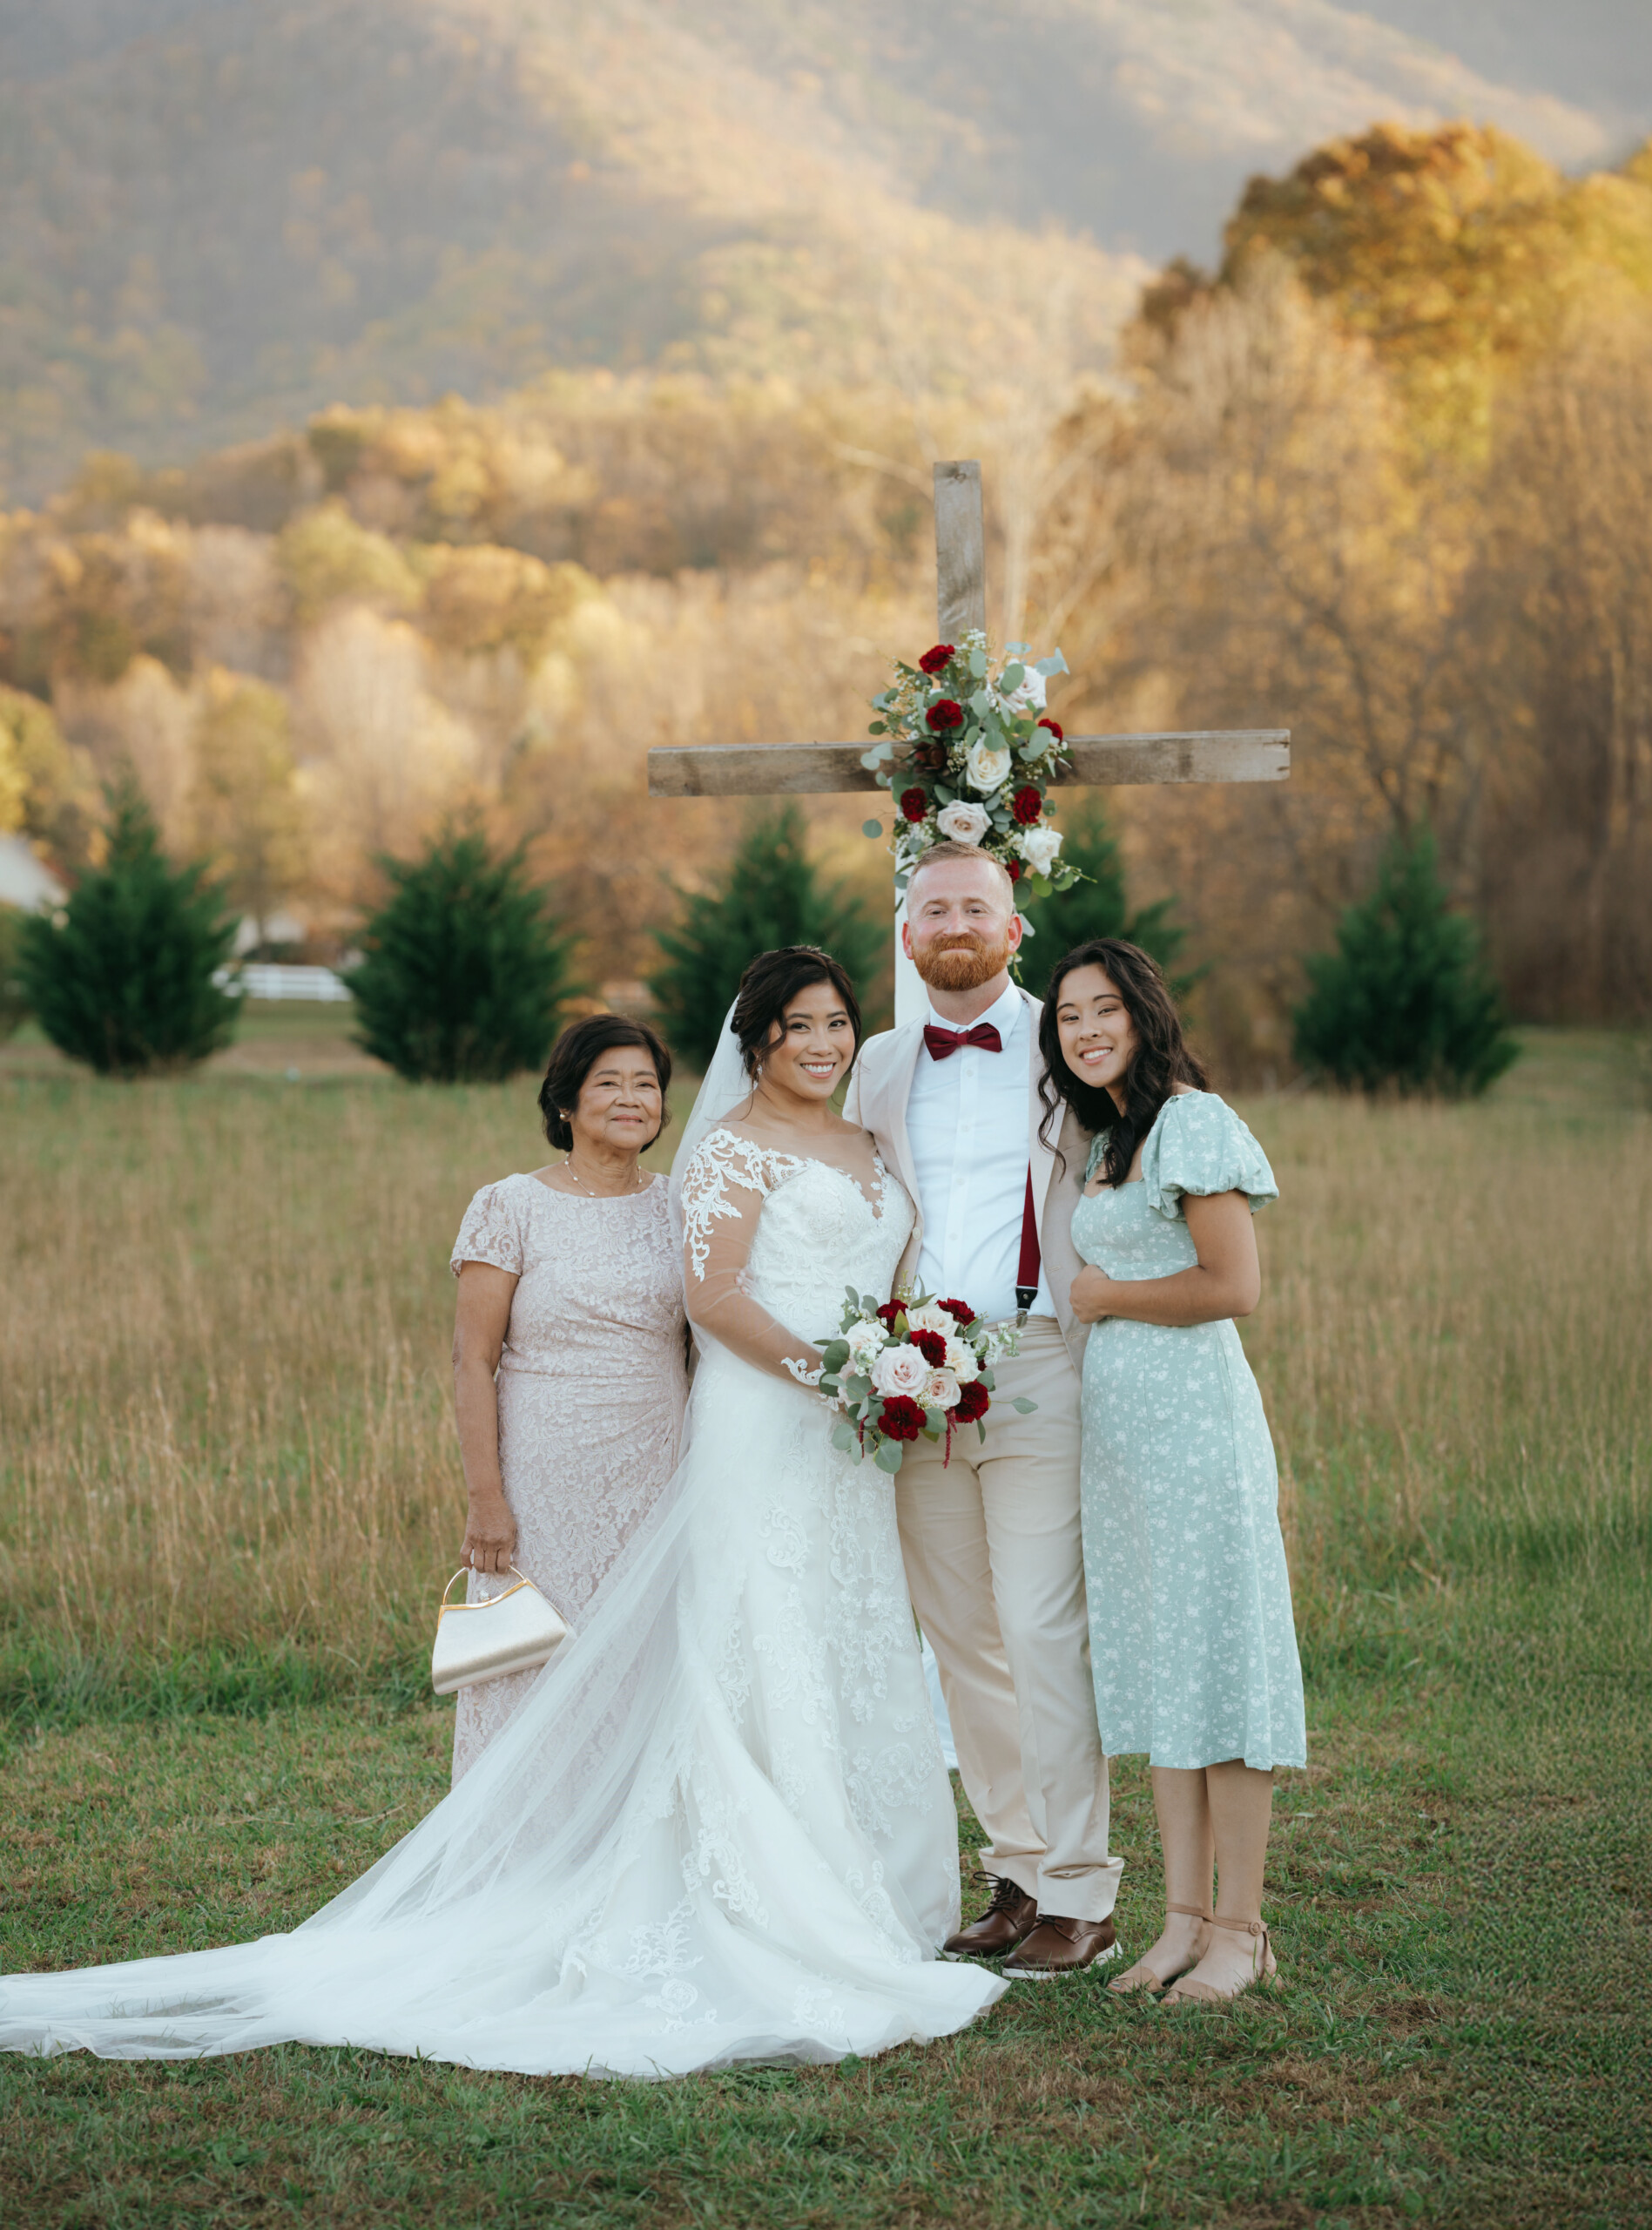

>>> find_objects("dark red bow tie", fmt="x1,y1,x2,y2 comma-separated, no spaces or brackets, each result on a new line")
923,1022,1003,1060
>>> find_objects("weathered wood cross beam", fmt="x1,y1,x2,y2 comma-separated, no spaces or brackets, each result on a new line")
648,461,1289,1023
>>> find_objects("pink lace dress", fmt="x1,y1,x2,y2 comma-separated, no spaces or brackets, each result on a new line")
448,1172,688,1780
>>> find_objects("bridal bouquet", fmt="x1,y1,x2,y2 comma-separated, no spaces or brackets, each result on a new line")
860,632,1084,904
817,1290,1030,1475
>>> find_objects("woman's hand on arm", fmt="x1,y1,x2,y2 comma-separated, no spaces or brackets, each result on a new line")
1069,1192,1260,1329
452,1261,519,1574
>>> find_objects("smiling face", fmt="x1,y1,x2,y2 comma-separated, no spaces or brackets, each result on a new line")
758,979,858,1104
568,1045,664,1157
1054,963,1140,1110
904,854,1020,990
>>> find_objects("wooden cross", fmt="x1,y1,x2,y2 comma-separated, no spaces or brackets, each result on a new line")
648,461,1289,1024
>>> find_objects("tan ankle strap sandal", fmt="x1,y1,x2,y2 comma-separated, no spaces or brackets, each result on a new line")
1106,1902,1213,1997
1165,1912,1278,2005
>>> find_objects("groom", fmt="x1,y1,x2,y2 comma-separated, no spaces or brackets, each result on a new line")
845,840,1123,1976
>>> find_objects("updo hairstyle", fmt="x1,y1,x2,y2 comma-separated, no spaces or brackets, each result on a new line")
538,1015,672,1151
730,947,863,1078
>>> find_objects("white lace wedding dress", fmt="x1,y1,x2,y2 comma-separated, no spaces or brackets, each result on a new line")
0,1120,1003,2077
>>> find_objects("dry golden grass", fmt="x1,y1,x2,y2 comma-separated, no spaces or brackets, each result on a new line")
2,1023,1647,1693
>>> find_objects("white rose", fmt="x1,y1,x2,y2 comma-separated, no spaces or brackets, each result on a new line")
872,1344,930,1400
922,1368,962,1412
996,665,1048,717
964,738,1012,794
935,800,991,845
1018,823,1063,875
845,1320,886,1371
944,1338,980,1383
904,1302,953,1336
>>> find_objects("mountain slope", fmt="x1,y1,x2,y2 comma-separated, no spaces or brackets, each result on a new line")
1,0,1644,499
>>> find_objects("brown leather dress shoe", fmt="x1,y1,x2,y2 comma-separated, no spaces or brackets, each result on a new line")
943,1875,1039,1957
1001,1913,1118,1977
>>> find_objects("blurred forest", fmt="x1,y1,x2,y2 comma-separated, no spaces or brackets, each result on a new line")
3,119,1650,1067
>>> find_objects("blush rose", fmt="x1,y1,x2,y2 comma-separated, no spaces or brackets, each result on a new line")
871,1344,931,1400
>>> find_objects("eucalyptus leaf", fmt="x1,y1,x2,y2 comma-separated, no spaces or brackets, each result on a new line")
862,819,883,839
1035,651,1069,678
873,1439,905,1476
1010,1396,1039,1413
968,646,988,678
830,1420,860,1453
1001,662,1025,693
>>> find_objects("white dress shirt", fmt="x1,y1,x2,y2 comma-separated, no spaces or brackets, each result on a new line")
905,981,1055,1324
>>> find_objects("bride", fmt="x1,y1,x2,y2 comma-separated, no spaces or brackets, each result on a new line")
1,946,1004,2077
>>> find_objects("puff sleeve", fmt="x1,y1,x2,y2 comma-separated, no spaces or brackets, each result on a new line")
450,1178,528,1277
1142,1093,1278,1220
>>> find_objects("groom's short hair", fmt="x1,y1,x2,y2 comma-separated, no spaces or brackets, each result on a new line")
907,841,1017,913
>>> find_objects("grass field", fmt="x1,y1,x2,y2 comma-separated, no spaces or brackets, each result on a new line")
2,1011,1649,2227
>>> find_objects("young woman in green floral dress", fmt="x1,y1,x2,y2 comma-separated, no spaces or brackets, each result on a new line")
1038,940,1305,2006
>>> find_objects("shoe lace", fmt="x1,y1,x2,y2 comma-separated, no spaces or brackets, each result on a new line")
982,1875,1026,1916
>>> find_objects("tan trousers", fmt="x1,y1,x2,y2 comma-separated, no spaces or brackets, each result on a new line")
895,1317,1123,1923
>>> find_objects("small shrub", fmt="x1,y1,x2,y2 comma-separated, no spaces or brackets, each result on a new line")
347,828,579,1083
1292,830,1518,1096
17,783,239,1076
1015,795,1191,996
648,805,885,1069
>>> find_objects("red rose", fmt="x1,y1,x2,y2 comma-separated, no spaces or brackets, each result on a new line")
1011,785,1042,826
877,1395,926,1441
910,1327,948,1366
919,644,955,676
899,786,929,823
1037,717,1064,742
926,699,965,733
952,1380,989,1424
875,1300,906,1330
1006,859,1022,883
914,740,948,772
939,1298,974,1323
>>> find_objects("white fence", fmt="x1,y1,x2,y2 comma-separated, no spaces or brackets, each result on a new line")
215,964,352,1003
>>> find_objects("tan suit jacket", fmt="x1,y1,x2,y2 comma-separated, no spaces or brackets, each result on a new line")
844,986,1091,1377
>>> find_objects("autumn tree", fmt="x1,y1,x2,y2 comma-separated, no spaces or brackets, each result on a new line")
1464,312,1652,1017
1219,123,1652,456
185,671,310,947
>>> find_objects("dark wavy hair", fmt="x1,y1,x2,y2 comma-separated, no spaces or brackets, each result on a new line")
732,946,863,1078
1037,939,1208,1186
538,1015,672,1151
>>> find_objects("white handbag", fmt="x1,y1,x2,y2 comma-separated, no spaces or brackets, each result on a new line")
430,1565,571,1696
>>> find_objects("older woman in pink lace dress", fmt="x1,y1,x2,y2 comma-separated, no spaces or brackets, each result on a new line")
448,1015,687,1780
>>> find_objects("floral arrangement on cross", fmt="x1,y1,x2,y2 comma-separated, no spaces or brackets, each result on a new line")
860,631,1083,921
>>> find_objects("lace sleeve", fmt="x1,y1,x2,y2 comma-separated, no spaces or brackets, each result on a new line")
450,1179,526,1278
679,1132,823,1388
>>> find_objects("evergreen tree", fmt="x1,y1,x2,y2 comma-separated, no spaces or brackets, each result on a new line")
1292,831,1518,1096
1015,796,1191,996
347,828,579,1083
649,805,885,1068
17,782,239,1076
0,904,29,1041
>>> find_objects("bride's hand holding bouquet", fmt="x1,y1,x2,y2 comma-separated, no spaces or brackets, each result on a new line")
817,1291,1035,1475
